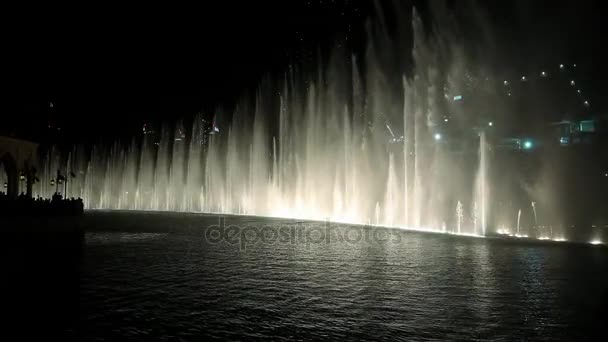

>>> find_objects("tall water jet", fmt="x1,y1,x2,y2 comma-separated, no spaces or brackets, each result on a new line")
456,201,463,235
517,209,522,235
531,201,538,227
473,202,479,234
474,132,488,236
32,4,502,237
402,76,410,228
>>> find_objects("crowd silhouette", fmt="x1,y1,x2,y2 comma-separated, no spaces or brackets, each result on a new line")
0,192,84,217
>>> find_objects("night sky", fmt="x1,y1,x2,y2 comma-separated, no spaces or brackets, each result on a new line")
3,0,606,144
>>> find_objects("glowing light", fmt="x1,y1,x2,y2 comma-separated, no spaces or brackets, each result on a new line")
523,140,533,150
521,76,527,82
540,71,547,77
577,89,582,94
590,240,603,245
27,11,588,239
570,80,576,86
503,80,509,86
559,64,564,69
496,228,511,235
584,100,589,107
444,118,449,122
488,122,493,127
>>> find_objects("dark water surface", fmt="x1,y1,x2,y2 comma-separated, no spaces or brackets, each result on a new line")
2,211,608,341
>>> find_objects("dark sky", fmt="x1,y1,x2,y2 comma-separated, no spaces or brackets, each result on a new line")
4,1,371,143
3,0,606,144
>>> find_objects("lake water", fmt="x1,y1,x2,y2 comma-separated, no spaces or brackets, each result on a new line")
2,211,607,341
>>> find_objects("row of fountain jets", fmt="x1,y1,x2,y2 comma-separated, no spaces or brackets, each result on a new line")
24,6,602,246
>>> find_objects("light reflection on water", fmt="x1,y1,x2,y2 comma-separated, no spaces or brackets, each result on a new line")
86,232,168,245
70,213,608,340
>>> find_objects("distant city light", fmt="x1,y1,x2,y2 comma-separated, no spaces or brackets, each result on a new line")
503,80,509,86
584,100,590,107
488,122,493,127
540,71,547,77
559,64,564,69
570,80,576,86
434,133,442,141
574,64,577,67
577,89,582,94
523,140,533,150
444,118,449,122
521,76,527,82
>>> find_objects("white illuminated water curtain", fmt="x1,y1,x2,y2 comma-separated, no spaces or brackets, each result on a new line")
36,7,493,236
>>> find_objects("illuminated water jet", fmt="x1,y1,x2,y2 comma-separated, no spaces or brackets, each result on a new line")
531,201,538,227
31,5,590,244
517,209,522,235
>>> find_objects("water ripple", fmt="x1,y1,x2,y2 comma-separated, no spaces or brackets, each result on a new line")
72,215,608,340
